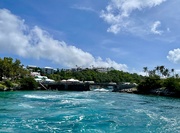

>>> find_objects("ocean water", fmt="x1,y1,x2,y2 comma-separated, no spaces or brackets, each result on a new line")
0,90,180,133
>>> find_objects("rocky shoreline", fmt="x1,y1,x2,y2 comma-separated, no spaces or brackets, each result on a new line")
1,83,180,98
115,87,180,98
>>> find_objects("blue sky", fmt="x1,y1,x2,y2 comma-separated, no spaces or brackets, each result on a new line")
0,0,180,74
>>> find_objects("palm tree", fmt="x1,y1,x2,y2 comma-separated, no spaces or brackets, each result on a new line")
143,67,148,76
171,68,174,77
155,66,160,76
175,74,179,78
159,65,165,77
163,68,169,78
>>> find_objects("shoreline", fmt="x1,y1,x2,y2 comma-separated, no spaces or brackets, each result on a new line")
116,87,180,98
1,79,180,98
1,85,180,98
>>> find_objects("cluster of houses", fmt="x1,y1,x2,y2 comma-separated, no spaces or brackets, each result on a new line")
27,65,115,74
26,65,139,91
27,65,55,83
71,66,115,73
27,65,114,83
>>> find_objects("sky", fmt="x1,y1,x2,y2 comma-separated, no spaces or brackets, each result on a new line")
0,0,180,74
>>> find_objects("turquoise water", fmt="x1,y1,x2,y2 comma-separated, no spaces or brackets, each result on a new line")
0,90,180,133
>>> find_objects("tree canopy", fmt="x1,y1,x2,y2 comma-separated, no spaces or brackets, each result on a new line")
137,66,180,93
49,69,144,84
0,57,28,81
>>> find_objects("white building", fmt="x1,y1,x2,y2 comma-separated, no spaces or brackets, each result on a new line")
34,75,55,83
30,72,41,77
94,67,115,73
42,67,54,74
27,65,37,72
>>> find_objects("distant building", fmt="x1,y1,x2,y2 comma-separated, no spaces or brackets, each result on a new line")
27,65,37,72
94,67,115,73
70,67,115,73
42,67,54,74
30,72,41,77
84,81,95,84
71,67,83,72
34,75,55,83
66,78,80,83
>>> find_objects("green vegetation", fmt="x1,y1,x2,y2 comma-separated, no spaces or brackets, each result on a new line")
0,57,29,90
0,57,144,91
49,69,144,84
138,66,180,96
20,77,38,90
138,75,162,93
3,80,14,88
0,57,29,81
0,83,6,90
0,56,180,97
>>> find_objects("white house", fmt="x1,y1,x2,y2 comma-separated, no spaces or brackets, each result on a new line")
34,75,55,83
42,67,54,74
30,72,41,77
27,65,37,72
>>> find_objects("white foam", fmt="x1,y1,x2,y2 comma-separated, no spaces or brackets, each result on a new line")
23,94,60,100
61,100,71,104
0,128,14,133
93,88,112,92
19,103,34,108
135,109,158,119
61,98,95,105
76,115,84,122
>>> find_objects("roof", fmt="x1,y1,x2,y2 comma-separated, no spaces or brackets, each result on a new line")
44,67,53,69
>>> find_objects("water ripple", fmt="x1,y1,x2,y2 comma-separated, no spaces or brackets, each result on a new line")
0,91,179,133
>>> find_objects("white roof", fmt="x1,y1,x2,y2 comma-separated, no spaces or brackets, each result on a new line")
67,78,79,82
45,79,55,82
35,78,42,81
27,65,37,68
44,67,53,69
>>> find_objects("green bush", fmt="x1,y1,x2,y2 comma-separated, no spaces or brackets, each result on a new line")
0,83,6,90
20,77,38,90
3,80,14,88
137,76,162,92
163,78,180,92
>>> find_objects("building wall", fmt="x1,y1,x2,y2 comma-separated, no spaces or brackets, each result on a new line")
42,67,54,74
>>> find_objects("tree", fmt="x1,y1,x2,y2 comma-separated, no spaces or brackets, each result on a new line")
0,58,3,81
155,66,160,76
2,57,13,78
175,74,179,79
163,77,180,92
143,67,148,76
0,57,29,81
171,68,175,77
159,65,165,77
163,68,169,78
137,75,162,93
12,59,21,80
20,77,38,90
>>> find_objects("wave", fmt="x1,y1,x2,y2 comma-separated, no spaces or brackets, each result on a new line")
23,94,60,100
92,88,112,92
18,103,34,108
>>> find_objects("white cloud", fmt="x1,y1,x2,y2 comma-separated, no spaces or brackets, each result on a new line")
0,9,127,71
151,21,163,35
100,0,166,34
167,48,180,64
92,57,127,70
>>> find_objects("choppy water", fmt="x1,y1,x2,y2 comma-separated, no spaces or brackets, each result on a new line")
0,90,180,133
